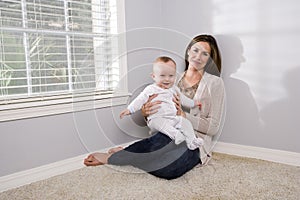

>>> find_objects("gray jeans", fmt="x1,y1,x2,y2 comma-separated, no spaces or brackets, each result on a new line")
108,132,201,180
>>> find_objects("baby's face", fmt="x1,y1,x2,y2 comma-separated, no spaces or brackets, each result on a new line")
152,61,176,89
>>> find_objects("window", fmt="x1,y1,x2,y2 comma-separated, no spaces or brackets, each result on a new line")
0,0,128,122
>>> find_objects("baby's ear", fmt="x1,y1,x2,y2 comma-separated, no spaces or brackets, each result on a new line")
151,73,155,79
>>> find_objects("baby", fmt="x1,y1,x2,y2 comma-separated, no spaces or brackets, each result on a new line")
120,56,203,150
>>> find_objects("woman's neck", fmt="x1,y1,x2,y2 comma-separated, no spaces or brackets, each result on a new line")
184,67,204,86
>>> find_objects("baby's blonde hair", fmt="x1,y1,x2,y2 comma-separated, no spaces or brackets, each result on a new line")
154,56,176,66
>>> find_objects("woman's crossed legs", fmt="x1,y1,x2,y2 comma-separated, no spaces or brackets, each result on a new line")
84,132,201,179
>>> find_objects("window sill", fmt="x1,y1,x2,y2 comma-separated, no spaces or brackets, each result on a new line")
0,92,130,122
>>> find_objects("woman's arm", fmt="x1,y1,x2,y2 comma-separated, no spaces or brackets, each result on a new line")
173,92,187,117
141,94,161,117
186,78,225,137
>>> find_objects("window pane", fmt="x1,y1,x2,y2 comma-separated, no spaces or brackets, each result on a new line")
26,0,65,30
28,34,69,93
68,0,93,32
0,31,27,96
0,0,23,28
70,36,95,90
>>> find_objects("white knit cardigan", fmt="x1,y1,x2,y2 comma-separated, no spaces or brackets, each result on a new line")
177,72,226,164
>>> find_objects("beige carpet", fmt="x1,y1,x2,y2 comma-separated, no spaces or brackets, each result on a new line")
1,153,299,200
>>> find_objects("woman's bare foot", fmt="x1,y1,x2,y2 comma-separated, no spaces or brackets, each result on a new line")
84,152,110,166
108,146,124,154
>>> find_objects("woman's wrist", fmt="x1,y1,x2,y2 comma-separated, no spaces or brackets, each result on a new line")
141,104,148,117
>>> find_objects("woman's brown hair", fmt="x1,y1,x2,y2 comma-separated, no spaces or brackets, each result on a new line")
184,35,222,76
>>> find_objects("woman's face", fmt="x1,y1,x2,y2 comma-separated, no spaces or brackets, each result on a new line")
187,41,211,71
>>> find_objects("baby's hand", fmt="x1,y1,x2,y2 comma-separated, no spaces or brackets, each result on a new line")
194,101,202,110
120,109,131,119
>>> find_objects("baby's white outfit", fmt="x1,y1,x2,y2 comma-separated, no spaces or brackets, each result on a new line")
127,84,203,150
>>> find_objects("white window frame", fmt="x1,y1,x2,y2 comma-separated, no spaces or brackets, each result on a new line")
0,0,128,122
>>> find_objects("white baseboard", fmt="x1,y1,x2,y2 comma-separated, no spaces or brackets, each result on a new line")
0,153,87,193
214,142,300,167
0,142,134,193
1,142,299,193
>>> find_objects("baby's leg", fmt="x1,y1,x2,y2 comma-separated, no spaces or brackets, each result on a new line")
181,117,203,150
148,118,183,144
174,131,185,145
183,131,203,150
186,137,204,150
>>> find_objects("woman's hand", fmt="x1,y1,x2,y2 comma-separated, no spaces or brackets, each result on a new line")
173,92,186,118
141,94,161,117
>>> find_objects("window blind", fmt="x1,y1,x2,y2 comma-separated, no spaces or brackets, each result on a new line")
0,0,121,102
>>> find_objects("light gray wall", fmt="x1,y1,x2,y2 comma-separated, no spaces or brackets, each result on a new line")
1,0,299,177
0,107,136,176
0,0,162,177
158,0,300,153
211,0,300,152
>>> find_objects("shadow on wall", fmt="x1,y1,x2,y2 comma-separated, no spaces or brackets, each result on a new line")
259,66,300,152
216,35,261,145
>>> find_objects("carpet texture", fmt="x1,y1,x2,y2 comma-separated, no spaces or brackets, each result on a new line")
1,153,299,200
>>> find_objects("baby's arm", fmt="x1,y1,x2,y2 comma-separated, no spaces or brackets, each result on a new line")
175,87,201,109
120,109,131,119
120,85,155,118
127,86,154,113
193,100,202,109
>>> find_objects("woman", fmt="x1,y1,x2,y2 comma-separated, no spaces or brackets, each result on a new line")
84,34,225,180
